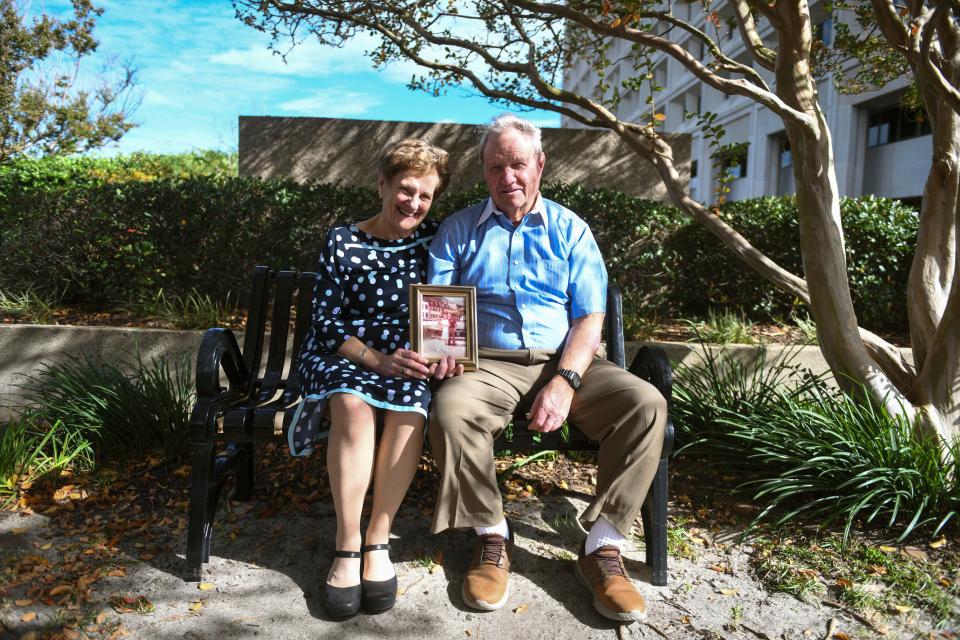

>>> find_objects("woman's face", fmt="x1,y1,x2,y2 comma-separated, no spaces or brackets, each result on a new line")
378,169,441,238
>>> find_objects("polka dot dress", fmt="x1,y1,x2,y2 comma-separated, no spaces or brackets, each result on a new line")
293,220,437,451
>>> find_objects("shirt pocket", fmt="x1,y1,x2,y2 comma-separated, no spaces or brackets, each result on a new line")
535,259,569,301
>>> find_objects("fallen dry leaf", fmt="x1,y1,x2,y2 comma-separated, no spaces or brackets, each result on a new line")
901,546,928,561
189,601,203,612
891,604,913,614
198,582,216,591
878,545,897,553
14,598,33,606
835,578,853,589
832,633,851,640
63,628,81,639
48,584,72,596
719,588,737,596
513,603,529,614
95,611,108,624
107,569,126,577
21,612,37,622
930,537,947,549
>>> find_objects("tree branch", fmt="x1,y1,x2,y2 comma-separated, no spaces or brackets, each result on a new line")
731,0,777,71
868,0,916,60
920,0,960,116
514,0,818,133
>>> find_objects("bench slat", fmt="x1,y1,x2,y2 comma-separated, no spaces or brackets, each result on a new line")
257,270,296,402
241,266,271,386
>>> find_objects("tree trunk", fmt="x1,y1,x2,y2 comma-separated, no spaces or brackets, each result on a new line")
775,5,918,422
909,41,960,443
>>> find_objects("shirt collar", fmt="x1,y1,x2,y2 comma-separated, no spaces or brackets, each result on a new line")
477,194,547,230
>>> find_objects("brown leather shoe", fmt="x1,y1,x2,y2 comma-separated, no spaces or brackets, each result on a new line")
461,523,513,610
576,542,647,621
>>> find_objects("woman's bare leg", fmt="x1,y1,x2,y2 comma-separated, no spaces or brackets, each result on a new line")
363,410,425,581
326,393,376,587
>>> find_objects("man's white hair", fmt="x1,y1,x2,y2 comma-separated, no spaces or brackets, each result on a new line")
478,113,543,163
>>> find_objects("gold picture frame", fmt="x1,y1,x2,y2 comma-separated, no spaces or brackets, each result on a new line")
409,284,479,371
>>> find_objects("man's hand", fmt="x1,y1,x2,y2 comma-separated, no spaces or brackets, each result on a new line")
430,354,464,379
527,377,574,432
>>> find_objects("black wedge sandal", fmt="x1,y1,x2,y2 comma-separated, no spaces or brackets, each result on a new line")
324,550,362,620
361,543,398,614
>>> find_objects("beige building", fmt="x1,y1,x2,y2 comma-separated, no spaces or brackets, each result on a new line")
562,2,930,208
238,116,689,199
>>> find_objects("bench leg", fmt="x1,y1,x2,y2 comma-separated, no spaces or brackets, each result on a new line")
233,443,255,502
640,457,669,587
186,441,215,582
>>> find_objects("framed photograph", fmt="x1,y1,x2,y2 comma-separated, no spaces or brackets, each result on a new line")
409,284,479,371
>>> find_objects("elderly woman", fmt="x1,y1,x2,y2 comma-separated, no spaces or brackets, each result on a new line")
293,139,462,619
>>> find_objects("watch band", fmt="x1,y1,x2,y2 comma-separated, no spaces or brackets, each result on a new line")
556,368,582,391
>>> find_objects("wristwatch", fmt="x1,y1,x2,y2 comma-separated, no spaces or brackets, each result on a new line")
555,368,582,391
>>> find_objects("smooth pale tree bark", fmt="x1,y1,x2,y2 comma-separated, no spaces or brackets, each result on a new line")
236,0,960,446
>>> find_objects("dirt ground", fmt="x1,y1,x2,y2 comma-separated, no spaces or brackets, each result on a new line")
1,446,954,640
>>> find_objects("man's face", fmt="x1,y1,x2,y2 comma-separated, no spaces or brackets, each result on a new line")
482,129,545,223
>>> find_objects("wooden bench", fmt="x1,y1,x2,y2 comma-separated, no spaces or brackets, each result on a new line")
186,266,675,585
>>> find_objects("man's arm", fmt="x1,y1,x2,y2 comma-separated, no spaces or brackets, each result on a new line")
527,311,604,432
427,215,460,285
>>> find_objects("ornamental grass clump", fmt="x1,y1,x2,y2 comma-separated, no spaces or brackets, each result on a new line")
19,352,193,462
673,339,826,456
674,342,960,541
0,417,94,505
734,387,960,542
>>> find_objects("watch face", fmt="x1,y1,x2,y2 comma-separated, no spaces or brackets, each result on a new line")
559,369,581,389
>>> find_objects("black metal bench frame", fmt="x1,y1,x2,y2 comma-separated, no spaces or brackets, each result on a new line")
186,267,675,585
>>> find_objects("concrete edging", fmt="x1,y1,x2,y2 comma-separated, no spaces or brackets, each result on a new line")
0,324,913,419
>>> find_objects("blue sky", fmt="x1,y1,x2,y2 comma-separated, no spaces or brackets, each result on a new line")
39,0,560,155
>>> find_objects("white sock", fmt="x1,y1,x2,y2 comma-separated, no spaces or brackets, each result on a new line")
474,519,509,539
585,516,626,555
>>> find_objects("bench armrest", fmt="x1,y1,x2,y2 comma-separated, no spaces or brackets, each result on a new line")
629,345,675,459
195,328,252,399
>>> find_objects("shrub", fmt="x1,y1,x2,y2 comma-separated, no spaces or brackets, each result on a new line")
18,352,193,461
663,195,917,330
0,154,917,333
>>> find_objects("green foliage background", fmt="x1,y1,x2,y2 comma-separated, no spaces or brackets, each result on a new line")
0,153,917,333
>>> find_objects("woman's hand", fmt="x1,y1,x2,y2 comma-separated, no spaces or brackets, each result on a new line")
376,348,432,379
430,355,464,379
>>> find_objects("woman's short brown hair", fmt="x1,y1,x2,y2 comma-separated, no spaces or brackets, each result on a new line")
378,138,451,197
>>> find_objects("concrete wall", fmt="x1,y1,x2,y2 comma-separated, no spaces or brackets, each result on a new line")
238,116,690,200
0,325,913,420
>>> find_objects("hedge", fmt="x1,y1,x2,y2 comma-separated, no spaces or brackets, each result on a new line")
0,156,917,333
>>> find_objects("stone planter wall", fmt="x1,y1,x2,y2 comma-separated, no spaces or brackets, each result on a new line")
0,324,913,420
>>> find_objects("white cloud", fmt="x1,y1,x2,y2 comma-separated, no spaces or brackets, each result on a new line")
279,89,381,116
210,36,419,83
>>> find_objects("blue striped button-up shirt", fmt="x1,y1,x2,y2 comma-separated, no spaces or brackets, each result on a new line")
428,196,608,350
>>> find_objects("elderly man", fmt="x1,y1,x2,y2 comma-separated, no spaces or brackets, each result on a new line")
427,114,667,621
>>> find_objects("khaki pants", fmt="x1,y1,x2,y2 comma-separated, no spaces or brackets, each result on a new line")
428,348,667,537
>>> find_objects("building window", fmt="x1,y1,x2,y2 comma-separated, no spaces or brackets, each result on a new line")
779,140,792,168
816,18,832,45
690,159,699,193
716,146,748,180
867,106,932,147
